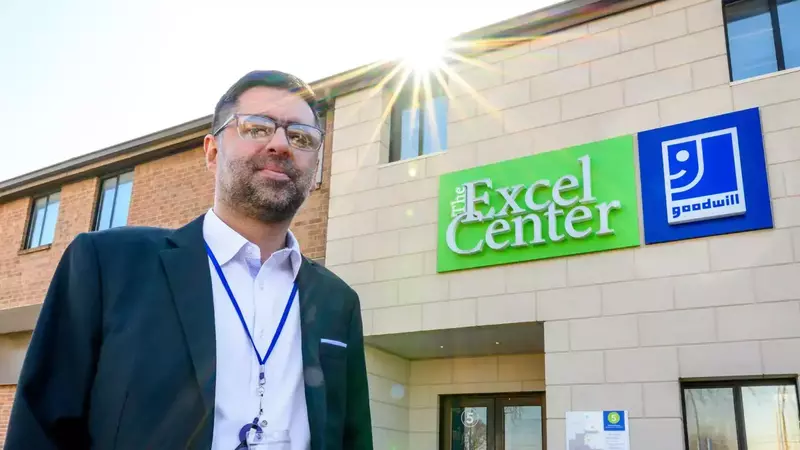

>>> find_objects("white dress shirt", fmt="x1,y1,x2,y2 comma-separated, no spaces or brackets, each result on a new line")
203,209,310,450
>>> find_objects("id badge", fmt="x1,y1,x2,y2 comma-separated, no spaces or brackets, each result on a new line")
247,428,291,450
245,427,269,448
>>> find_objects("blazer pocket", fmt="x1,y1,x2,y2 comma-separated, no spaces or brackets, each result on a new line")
319,338,347,376
320,338,347,349
319,337,348,427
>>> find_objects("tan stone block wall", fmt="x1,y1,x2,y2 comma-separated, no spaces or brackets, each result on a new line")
407,354,545,450
365,346,410,450
325,1,800,449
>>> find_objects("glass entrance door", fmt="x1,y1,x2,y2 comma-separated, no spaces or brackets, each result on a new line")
440,393,545,450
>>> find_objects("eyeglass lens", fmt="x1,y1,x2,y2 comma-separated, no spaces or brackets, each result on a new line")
237,115,322,151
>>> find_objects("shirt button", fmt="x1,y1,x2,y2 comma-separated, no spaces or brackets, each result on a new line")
259,280,265,289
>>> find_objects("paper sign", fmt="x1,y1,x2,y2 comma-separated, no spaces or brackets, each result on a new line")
566,411,630,450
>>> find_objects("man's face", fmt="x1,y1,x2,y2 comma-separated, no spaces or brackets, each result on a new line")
205,86,320,223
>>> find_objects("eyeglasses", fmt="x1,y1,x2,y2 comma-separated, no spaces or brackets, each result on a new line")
213,113,324,152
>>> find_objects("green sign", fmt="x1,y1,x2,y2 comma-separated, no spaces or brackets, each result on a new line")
437,135,640,273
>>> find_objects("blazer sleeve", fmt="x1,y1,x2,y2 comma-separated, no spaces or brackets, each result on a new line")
5,233,103,450
342,293,373,450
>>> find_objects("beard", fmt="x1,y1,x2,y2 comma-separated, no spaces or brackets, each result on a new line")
218,151,315,223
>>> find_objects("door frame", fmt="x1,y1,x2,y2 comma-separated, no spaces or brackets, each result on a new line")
438,392,546,450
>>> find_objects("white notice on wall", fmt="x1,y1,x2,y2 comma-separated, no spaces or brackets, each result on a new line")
565,411,630,450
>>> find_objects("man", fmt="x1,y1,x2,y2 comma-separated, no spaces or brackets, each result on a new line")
6,70,373,450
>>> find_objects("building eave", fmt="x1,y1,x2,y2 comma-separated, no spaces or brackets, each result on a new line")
0,115,213,202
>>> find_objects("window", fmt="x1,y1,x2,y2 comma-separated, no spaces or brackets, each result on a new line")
315,109,327,188
315,143,324,187
389,74,448,162
724,0,800,81
26,192,60,249
682,379,800,450
94,171,134,231
439,393,544,450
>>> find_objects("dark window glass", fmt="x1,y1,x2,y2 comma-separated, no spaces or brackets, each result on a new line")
725,0,800,80
95,171,134,231
504,405,543,450
725,0,778,80
778,0,800,69
390,74,448,162
26,192,60,248
682,380,800,450
399,106,421,161
450,406,488,449
422,95,448,156
742,384,800,449
684,387,739,450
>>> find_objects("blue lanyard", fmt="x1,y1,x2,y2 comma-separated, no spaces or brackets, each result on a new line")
204,242,297,380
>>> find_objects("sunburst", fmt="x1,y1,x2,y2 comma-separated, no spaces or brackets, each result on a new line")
315,34,535,168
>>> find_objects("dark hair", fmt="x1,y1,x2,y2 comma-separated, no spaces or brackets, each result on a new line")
212,70,320,132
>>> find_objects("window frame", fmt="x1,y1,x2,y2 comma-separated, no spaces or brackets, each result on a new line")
722,0,793,81
24,191,61,250
438,392,546,450
92,170,134,232
680,377,800,450
315,106,329,189
388,74,449,163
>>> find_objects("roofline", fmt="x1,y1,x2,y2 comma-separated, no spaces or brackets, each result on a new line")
0,115,214,201
0,0,657,200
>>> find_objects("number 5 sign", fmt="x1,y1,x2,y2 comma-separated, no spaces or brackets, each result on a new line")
461,408,478,428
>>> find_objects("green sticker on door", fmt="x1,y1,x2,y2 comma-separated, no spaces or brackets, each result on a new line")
437,135,641,273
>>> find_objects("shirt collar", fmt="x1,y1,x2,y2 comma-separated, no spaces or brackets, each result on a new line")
202,209,302,279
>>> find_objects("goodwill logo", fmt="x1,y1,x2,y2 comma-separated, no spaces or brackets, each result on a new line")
662,128,745,224
437,136,641,273
638,108,773,245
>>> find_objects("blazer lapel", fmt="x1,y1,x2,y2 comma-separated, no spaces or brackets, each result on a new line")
297,259,326,450
159,215,216,412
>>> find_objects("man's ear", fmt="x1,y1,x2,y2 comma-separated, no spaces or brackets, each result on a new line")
204,134,218,172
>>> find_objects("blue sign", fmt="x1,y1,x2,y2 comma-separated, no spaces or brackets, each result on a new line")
638,108,773,244
603,410,626,431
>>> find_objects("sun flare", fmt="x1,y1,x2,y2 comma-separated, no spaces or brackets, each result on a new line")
399,36,449,73
313,32,510,148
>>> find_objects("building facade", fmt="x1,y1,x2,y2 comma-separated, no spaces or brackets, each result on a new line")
324,0,800,448
1,0,800,448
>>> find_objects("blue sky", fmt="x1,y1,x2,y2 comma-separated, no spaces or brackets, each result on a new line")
0,0,549,182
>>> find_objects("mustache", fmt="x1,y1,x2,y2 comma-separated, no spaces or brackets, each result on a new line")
246,154,300,178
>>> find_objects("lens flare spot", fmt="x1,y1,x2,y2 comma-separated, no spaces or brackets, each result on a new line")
390,384,406,400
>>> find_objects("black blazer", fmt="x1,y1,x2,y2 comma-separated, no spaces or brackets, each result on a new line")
4,215,373,450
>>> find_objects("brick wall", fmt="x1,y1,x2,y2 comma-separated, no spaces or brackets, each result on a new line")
0,178,98,309
126,147,215,229
1,141,332,311
291,109,334,261
0,385,15,444
0,116,333,444
126,127,332,260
